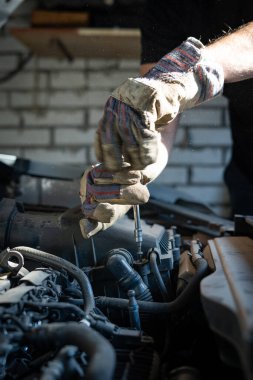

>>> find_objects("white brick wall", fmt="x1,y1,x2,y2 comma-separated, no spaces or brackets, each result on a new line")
189,128,231,146
191,167,224,184
169,147,223,165
0,129,50,146
50,72,87,89
0,33,232,217
0,93,8,107
22,110,85,127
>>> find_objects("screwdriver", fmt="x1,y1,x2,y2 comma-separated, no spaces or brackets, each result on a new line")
133,205,143,260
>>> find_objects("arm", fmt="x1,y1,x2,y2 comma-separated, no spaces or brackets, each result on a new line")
140,21,253,154
142,22,253,85
203,22,253,83
80,38,224,238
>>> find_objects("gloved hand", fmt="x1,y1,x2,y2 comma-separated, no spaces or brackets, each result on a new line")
95,37,224,171
79,139,169,239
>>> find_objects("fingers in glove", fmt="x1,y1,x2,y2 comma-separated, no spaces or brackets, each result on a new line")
98,97,159,171
80,164,150,215
81,201,132,224
94,130,103,163
91,164,141,185
124,134,159,170
80,204,132,239
87,182,149,204
98,98,125,170
117,103,159,169
80,218,102,239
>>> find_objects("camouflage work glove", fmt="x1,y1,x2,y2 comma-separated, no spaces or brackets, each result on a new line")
95,37,224,171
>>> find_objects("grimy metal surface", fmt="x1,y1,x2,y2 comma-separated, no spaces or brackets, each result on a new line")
201,236,253,380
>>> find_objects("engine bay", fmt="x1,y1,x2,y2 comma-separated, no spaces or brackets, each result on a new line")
0,161,252,380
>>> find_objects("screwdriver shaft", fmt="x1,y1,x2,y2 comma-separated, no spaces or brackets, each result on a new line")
133,205,143,258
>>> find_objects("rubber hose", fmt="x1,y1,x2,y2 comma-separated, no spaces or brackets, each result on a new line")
40,346,77,380
25,322,116,380
106,252,153,301
95,257,209,314
13,246,95,316
24,301,86,319
149,251,169,301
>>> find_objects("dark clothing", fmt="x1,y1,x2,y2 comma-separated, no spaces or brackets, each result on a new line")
141,0,253,63
140,0,253,215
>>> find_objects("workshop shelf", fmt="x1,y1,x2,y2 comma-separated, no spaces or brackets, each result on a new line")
10,27,141,59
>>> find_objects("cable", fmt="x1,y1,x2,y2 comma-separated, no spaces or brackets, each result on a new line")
96,257,209,314
149,251,169,301
11,246,95,317
24,301,86,320
24,322,116,380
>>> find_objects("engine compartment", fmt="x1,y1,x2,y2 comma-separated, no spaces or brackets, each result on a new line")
0,193,252,380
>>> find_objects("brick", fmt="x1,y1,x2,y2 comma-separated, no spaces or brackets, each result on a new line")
88,109,103,125
23,110,84,127
155,166,188,185
84,90,110,107
224,109,231,126
0,72,47,90
0,36,27,53
180,108,222,126
54,128,95,145
224,148,232,165
36,73,48,89
174,128,187,145
87,59,118,70
50,72,86,89
189,127,232,146
119,59,139,70
0,73,34,89
0,55,18,70
175,185,229,204
38,58,85,70
191,166,224,184
10,92,34,107
47,91,87,108
23,148,87,164
0,111,19,126
0,93,8,108
48,90,109,108
88,71,136,89
199,95,228,108
169,148,223,165
0,129,50,146
88,146,97,164
33,92,50,107
10,92,48,108
21,56,38,70
0,148,22,156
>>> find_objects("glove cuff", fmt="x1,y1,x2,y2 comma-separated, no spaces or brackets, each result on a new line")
193,61,224,104
145,37,204,79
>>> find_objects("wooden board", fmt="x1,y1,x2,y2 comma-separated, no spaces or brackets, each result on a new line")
10,27,141,59
31,10,90,27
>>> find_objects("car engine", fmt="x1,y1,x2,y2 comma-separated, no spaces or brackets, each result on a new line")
0,164,252,380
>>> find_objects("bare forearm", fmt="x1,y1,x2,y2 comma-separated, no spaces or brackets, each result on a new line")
204,21,253,83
